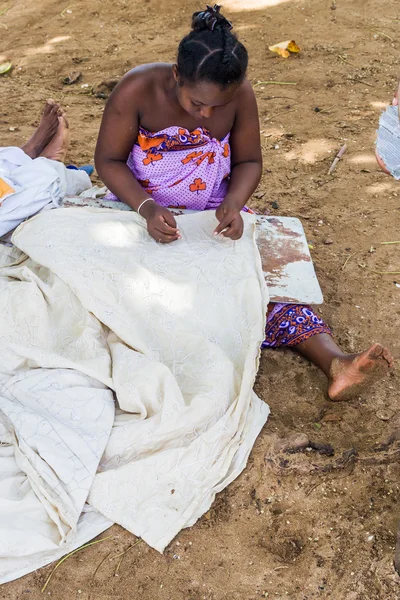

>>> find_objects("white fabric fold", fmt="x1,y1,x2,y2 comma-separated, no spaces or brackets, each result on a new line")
0,207,269,583
0,147,91,237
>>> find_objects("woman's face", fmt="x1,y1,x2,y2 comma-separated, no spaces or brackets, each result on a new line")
173,68,240,120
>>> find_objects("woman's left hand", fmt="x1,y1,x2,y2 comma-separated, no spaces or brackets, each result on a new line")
214,202,244,240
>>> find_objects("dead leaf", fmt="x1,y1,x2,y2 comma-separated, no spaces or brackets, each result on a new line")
321,413,342,422
0,62,12,75
62,71,82,85
275,433,309,453
269,40,301,59
92,78,120,99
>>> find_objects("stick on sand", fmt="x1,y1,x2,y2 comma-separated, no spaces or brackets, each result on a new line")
328,143,348,175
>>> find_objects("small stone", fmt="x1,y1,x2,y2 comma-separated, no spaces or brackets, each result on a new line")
274,144,280,150
376,409,394,421
314,107,322,112
271,201,279,209
324,238,334,245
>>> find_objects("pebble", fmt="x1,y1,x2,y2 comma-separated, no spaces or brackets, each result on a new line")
271,201,279,209
376,408,394,421
324,238,334,245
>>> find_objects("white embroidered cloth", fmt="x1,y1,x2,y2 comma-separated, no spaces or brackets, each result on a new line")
0,208,269,583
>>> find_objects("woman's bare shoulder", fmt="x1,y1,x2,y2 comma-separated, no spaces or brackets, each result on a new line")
119,63,171,92
236,79,256,103
106,63,171,114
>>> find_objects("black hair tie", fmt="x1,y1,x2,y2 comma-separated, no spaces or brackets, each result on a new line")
197,4,233,31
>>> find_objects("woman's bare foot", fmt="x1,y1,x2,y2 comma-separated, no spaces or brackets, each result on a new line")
21,100,60,159
328,343,394,401
40,109,70,162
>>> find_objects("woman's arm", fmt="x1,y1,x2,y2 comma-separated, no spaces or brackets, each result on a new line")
214,81,262,238
95,75,179,243
95,76,150,210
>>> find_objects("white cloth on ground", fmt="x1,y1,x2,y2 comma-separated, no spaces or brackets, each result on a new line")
0,147,91,237
0,207,269,583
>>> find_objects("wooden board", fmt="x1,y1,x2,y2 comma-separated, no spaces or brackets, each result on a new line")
255,216,323,305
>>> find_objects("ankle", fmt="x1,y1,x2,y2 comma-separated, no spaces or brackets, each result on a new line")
21,142,37,159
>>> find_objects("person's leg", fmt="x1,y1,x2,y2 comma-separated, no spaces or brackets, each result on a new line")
264,304,394,401
20,100,60,159
295,334,393,401
0,101,75,238
40,106,70,163
375,149,391,174
375,86,400,175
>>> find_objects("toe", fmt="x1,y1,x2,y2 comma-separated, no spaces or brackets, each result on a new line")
43,102,52,116
382,347,394,368
50,104,60,118
367,343,384,360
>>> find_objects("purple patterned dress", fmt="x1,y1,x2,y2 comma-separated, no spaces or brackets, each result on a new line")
106,125,331,347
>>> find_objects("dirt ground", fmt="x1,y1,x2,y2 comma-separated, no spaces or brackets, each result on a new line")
1,0,400,598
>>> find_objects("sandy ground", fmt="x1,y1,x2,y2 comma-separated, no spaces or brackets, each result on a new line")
1,0,400,598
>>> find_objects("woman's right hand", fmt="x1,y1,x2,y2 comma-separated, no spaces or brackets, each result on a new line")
140,201,181,243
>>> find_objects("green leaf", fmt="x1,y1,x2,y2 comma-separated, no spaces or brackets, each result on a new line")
0,62,12,75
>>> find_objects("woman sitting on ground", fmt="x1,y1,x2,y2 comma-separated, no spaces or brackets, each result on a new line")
95,4,393,401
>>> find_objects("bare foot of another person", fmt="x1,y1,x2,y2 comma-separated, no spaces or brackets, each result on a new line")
21,100,60,159
40,108,70,162
328,343,394,401
375,149,391,175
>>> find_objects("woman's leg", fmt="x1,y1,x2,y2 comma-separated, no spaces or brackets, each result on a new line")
264,304,394,401
295,334,393,401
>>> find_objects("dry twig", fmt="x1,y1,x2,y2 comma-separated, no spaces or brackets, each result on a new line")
254,81,298,88
328,143,347,175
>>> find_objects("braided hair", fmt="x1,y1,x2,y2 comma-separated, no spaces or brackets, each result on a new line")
177,5,248,88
